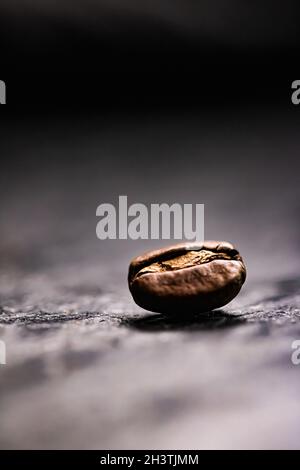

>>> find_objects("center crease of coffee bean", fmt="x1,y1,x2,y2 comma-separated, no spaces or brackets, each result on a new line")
136,250,233,278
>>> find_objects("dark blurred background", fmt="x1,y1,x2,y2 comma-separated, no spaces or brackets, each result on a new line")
0,0,299,105
0,1,299,284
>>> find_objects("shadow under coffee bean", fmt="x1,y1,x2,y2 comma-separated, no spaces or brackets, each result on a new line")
124,309,246,332
128,241,246,314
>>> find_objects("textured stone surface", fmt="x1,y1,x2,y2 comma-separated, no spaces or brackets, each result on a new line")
0,267,299,449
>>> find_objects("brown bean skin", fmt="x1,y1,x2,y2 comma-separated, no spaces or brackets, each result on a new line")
128,241,246,314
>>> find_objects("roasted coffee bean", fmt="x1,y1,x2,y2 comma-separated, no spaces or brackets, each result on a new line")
128,241,246,314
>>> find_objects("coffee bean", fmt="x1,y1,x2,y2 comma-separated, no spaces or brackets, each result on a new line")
128,241,246,314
